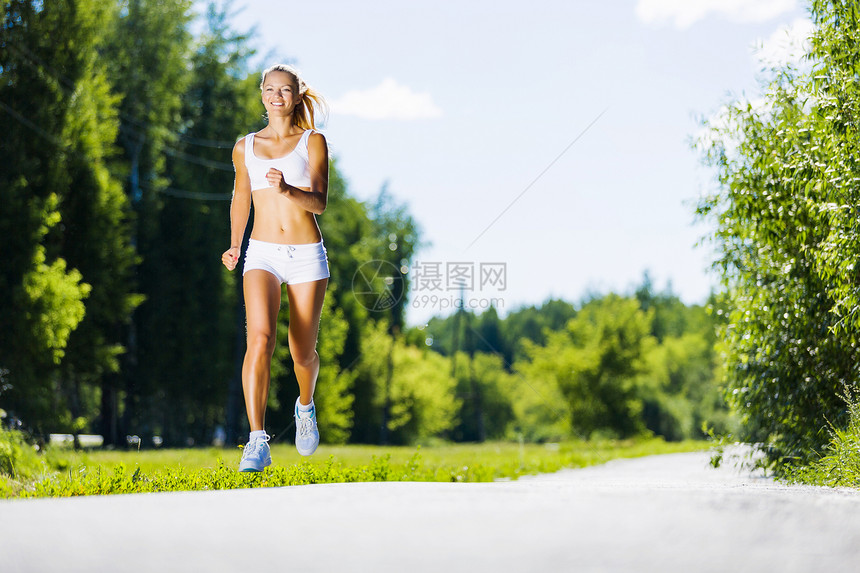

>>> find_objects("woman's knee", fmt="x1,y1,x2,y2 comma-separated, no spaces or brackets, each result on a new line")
247,330,276,355
290,344,319,368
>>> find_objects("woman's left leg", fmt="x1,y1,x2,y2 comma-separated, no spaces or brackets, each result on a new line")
286,277,328,405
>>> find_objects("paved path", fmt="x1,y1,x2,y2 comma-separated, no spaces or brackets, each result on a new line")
3,449,860,572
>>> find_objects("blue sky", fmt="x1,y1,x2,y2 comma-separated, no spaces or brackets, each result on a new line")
209,0,812,325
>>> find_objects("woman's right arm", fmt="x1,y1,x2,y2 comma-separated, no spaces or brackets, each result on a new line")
222,139,251,271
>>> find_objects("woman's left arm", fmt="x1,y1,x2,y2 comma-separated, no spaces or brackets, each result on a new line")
267,132,329,214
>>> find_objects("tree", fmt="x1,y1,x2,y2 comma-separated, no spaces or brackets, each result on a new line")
54,0,141,442
423,299,576,367
451,351,516,441
101,0,193,443
355,321,458,445
696,0,860,468
332,187,421,443
806,1,860,333
0,0,131,435
146,2,261,445
517,294,654,439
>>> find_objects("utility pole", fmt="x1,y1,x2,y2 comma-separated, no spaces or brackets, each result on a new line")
464,311,485,442
450,283,465,377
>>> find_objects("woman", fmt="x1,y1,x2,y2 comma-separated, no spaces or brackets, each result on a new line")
221,64,329,472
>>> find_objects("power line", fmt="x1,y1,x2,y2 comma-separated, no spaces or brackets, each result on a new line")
1,98,233,203
0,99,67,148
144,183,232,201
2,41,239,201
174,134,237,149
5,41,240,151
162,144,234,172
4,39,333,189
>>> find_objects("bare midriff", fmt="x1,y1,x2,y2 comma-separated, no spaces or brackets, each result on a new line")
250,186,322,244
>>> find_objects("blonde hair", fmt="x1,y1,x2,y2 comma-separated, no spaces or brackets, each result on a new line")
260,64,328,130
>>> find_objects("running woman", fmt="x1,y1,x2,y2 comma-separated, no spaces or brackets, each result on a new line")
221,64,329,472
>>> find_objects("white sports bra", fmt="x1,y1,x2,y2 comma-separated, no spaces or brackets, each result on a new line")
244,129,314,191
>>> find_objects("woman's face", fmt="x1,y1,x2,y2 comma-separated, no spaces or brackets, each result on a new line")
261,70,301,116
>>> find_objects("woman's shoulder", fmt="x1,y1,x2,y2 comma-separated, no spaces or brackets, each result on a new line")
234,132,257,151
307,130,327,147
232,133,253,163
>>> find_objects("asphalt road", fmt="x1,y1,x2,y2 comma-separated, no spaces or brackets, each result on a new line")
3,448,860,572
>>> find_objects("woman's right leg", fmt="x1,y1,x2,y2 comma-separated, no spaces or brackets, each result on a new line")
242,269,282,431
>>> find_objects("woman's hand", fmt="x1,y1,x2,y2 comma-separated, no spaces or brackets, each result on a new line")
222,246,240,271
266,168,290,193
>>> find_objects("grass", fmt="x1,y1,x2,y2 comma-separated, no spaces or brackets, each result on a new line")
784,401,860,488
1,434,708,499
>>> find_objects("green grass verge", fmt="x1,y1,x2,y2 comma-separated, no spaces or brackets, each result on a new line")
784,402,860,488
1,435,707,499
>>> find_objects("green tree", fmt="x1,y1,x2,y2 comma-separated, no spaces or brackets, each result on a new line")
424,299,575,367
310,295,356,444
635,272,694,342
638,332,723,440
517,294,653,439
54,0,141,442
504,299,577,359
0,0,131,435
505,342,571,442
101,0,193,443
806,1,860,333
633,277,727,440
696,0,860,468
451,350,516,441
148,2,261,445
355,321,458,445
334,187,421,443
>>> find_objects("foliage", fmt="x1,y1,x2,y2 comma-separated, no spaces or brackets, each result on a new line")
504,349,572,442
337,189,422,443
132,2,260,445
517,294,653,439
54,0,142,438
425,298,576,365
272,288,356,444
102,0,196,444
451,351,516,442
636,290,734,441
787,396,860,488
0,0,125,434
355,321,459,444
0,427,42,478
418,281,725,443
696,0,860,470
806,1,860,333
312,296,356,444
383,343,459,442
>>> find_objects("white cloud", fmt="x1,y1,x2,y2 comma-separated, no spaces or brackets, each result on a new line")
330,78,443,120
636,0,797,29
753,17,814,68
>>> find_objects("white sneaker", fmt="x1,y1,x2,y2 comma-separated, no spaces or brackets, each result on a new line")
295,399,319,456
239,434,272,472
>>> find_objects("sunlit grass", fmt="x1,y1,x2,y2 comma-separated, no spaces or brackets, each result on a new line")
2,437,708,499
67,437,706,471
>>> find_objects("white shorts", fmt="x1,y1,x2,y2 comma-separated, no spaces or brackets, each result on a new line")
243,239,330,285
